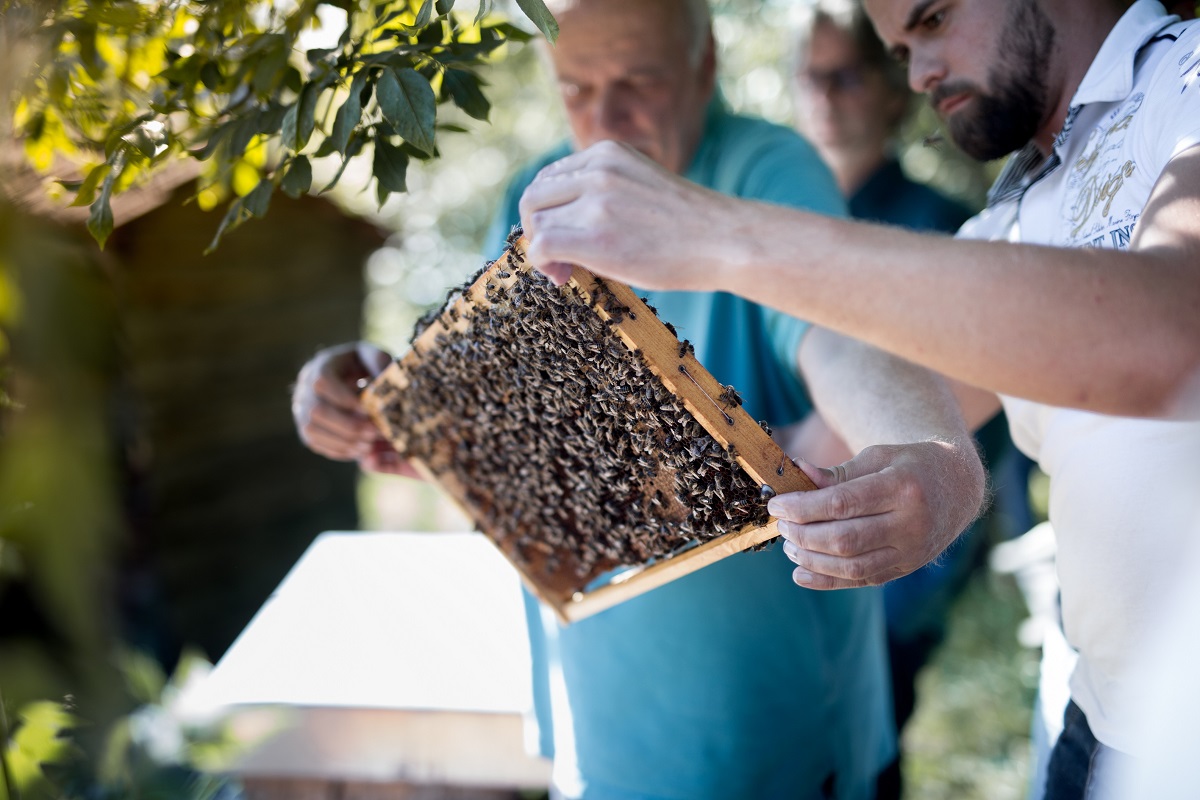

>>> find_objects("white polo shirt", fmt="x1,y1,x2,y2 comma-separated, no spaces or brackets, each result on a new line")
957,0,1200,754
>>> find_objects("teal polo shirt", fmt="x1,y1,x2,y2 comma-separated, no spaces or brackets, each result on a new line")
483,103,893,800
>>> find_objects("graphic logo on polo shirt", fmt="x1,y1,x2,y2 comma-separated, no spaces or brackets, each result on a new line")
1065,93,1143,249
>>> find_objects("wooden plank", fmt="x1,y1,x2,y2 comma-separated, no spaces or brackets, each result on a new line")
362,235,815,622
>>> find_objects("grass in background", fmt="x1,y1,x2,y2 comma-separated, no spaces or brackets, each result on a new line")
903,566,1040,799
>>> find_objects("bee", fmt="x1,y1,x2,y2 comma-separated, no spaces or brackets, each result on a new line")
718,385,743,408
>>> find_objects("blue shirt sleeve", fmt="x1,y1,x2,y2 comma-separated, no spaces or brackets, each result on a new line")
698,117,846,386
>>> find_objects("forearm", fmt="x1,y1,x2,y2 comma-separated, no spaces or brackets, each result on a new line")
798,327,977,457
715,204,1200,418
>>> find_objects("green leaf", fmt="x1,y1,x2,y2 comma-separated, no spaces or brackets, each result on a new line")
160,53,202,86
307,47,338,65
376,67,437,156
195,120,234,161
474,0,493,25
68,163,112,208
487,21,535,43
514,0,558,43
244,178,273,217
373,139,409,193
256,102,290,138
86,160,119,249
200,61,224,91
320,133,365,194
415,0,434,29
330,71,367,155
436,0,456,13
116,650,167,705
282,81,320,151
86,195,113,250
206,197,249,253
121,121,166,162
252,34,290,95
281,156,312,198
442,68,490,121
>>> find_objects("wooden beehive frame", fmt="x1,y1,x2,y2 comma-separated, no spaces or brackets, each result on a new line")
363,236,816,623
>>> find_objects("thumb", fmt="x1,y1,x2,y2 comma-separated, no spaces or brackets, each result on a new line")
540,261,574,286
356,341,394,379
789,456,852,490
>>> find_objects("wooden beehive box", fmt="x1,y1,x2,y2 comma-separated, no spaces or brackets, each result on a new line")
363,232,815,622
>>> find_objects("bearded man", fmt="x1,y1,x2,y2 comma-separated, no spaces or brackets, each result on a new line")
519,2,1200,797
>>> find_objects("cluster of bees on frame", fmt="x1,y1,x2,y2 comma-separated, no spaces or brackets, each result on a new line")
383,230,773,587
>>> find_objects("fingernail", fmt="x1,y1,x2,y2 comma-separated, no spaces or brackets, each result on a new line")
767,498,781,516
793,569,814,586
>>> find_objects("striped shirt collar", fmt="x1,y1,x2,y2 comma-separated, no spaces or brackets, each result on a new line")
986,0,1180,208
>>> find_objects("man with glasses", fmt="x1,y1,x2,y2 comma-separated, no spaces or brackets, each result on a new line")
792,5,1009,797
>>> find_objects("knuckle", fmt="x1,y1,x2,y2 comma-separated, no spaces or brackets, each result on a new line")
825,487,857,520
895,475,927,509
844,560,868,580
829,530,859,558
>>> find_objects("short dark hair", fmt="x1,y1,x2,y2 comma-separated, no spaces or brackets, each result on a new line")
794,0,909,95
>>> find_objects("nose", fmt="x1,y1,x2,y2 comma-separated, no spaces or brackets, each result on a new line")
907,47,946,95
592,85,629,138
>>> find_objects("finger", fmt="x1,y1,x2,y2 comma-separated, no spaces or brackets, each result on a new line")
523,228,602,281
532,140,636,180
302,424,375,461
313,369,371,413
308,401,379,443
782,538,899,583
539,262,573,286
356,342,394,378
519,173,586,231
791,566,873,591
361,448,423,478
789,457,841,490
777,511,895,558
768,470,899,525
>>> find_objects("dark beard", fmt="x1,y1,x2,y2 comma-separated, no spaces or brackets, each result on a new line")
937,0,1056,161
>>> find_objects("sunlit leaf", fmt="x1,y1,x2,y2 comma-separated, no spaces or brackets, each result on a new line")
376,66,436,155
486,21,535,43
6,701,79,790
415,0,434,29
231,160,260,196
68,163,112,208
514,0,558,43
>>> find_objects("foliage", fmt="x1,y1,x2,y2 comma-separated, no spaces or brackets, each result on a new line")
0,652,243,800
9,0,558,250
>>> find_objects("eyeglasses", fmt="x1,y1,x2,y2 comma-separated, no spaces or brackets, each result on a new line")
796,65,868,94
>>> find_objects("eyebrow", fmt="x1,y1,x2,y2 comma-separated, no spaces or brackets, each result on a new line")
903,0,939,32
